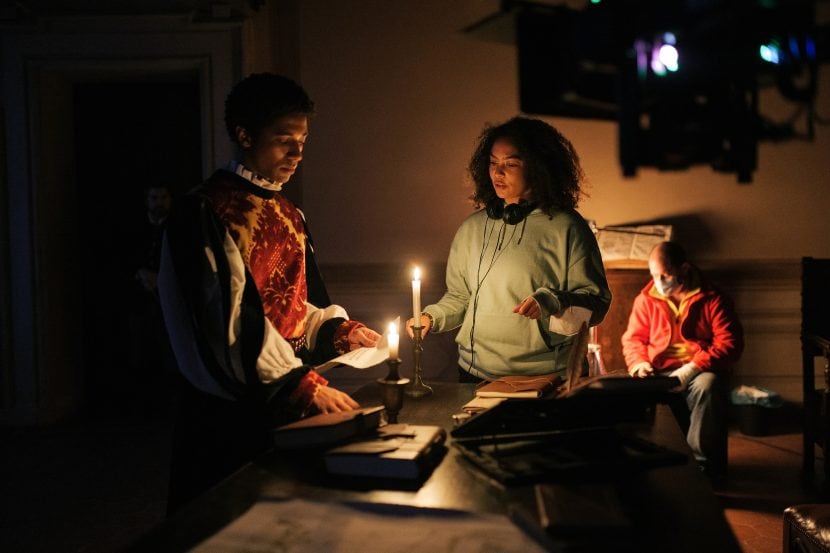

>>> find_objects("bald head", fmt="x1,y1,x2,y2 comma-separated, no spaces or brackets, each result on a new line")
649,241,687,270
648,241,689,297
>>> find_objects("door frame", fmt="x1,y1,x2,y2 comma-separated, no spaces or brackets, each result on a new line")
1,21,240,424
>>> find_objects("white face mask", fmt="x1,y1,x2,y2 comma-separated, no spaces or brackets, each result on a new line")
654,276,678,296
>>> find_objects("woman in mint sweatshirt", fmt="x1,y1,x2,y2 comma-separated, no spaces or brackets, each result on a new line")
408,117,611,382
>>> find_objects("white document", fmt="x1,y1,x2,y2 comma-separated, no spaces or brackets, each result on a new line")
193,497,549,553
314,317,397,373
548,306,592,336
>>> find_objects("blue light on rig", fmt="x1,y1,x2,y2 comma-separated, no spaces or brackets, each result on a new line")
759,33,818,66
805,37,816,60
759,42,781,64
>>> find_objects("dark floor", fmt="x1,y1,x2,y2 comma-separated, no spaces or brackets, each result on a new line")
0,401,824,553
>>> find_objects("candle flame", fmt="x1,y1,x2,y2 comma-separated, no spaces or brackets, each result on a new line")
388,321,398,335
413,266,421,281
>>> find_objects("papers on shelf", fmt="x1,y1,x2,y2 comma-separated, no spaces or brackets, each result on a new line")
594,224,673,267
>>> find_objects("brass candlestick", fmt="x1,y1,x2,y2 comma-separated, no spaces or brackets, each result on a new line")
406,325,433,397
377,358,409,423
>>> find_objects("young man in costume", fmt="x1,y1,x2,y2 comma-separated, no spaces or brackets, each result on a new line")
159,73,379,510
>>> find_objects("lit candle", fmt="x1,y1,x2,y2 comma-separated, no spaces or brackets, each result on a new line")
387,321,399,360
412,266,421,328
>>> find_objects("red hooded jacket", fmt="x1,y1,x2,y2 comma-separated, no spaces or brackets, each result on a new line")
621,271,744,373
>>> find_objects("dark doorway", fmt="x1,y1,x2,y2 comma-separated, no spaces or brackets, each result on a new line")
73,78,202,418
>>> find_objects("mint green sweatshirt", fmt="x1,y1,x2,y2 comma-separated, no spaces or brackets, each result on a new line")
424,208,611,379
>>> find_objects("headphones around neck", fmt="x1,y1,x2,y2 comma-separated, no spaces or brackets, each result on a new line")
485,199,536,225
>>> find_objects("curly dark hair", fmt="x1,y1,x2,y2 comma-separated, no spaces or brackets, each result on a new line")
468,116,585,214
224,73,315,144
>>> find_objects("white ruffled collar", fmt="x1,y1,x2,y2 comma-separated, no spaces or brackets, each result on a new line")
227,160,283,192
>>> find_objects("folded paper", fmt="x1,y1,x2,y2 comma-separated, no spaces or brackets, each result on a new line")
548,306,592,336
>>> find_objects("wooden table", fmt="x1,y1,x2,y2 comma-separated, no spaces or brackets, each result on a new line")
128,382,740,552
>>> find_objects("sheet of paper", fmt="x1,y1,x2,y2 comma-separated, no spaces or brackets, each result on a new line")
314,317,398,373
192,497,549,553
548,306,592,336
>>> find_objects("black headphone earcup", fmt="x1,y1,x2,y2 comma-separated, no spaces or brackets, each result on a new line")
486,200,504,220
486,199,536,225
503,204,524,225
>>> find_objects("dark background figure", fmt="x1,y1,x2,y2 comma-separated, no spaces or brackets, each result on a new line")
125,184,178,419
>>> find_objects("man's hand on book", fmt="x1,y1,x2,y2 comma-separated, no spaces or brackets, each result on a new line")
313,386,359,414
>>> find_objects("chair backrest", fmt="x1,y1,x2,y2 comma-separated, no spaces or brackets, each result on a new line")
802,257,830,340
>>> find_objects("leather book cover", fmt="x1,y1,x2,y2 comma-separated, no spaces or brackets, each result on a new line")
476,374,563,398
273,405,384,449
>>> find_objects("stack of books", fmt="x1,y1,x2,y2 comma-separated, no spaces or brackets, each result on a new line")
462,374,562,414
272,406,447,480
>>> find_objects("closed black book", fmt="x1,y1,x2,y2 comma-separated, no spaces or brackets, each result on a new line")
535,483,642,551
273,405,385,449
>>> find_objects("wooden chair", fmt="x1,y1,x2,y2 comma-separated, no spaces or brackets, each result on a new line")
801,257,830,489
596,267,650,374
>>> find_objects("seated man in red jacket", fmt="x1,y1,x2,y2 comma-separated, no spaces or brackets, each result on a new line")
622,241,744,480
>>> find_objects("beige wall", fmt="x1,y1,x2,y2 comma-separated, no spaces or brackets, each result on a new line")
288,1,829,402
296,0,830,266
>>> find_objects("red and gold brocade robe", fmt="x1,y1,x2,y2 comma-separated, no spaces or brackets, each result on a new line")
206,176,310,343
159,169,361,414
